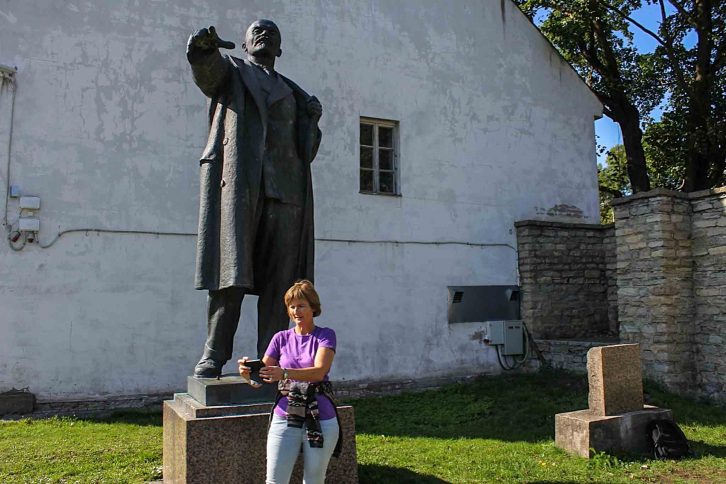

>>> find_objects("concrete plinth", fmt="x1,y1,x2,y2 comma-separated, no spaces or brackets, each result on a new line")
187,375,277,406
163,394,358,483
555,405,672,457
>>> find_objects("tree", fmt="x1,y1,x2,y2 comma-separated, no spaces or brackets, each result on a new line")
516,0,658,192
515,0,726,192
598,144,628,222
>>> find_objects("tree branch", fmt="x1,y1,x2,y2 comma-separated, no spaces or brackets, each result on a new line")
665,0,697,25
598,0,694,105
596,0,668,48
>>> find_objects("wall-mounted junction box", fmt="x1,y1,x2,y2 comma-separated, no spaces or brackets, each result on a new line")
18,217,40,232
503,320,524,355
19,196,41,210
485,320,524,355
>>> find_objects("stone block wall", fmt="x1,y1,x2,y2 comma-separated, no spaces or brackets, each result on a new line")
611,192,696,392
532,339,614,373
611,187,726,401
515,221,617,339
690,189,726,400
518,187,725,402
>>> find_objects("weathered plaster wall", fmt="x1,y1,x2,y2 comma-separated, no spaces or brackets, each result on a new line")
0,0,601,399
515,220,616,339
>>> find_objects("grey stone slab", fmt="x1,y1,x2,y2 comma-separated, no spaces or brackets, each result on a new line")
173,393,274,419
187,374,277,406
555,406,672,458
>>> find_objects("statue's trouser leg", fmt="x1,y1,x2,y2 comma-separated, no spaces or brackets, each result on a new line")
254,198,304,358
203,286,245,362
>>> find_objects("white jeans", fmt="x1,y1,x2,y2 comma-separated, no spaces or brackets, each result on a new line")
266,414,340,484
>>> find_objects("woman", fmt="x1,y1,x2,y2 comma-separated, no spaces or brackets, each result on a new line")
238,280,340,484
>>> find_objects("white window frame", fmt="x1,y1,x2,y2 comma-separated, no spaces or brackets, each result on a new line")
359,117,400,196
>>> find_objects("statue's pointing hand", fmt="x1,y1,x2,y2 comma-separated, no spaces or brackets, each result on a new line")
187,26,236,53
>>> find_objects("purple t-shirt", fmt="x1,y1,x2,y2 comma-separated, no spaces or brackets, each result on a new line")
265,326,337,420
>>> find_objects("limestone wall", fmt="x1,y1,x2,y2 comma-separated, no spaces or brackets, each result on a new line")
518,187,725,402
515,221,616,339
611,188,725,401
690,189,726,400
533,339,613,373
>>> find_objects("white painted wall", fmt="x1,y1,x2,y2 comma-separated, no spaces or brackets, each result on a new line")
0,0,601,400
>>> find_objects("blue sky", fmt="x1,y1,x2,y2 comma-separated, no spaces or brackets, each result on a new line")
594,2,686,164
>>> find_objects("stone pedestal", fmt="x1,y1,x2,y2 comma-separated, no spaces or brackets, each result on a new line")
163,393,358,483
555,406,672,457
555,343,673,458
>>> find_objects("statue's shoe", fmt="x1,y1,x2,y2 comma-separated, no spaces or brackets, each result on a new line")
193,357,225,378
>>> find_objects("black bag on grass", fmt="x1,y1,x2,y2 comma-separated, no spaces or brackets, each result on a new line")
647,419,691,459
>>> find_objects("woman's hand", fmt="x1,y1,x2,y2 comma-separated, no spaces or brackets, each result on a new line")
259,365,284,383
238,357,251,377
237,357,262,388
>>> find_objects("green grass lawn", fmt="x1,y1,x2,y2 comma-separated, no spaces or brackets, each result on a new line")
0,371,724,483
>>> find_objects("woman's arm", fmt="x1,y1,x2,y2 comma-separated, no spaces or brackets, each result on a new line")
259,347,335,383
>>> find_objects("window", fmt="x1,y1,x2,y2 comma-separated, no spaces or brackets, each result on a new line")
360,118,399,195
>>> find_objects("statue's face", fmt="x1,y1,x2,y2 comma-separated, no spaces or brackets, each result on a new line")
244,20,281,58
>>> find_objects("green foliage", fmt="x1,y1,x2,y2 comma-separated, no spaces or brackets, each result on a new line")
515,0,726,191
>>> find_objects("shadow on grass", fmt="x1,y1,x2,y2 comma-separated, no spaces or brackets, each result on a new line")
690,440,726,458
349,370,589,443
73,410,163,427
358,463,451,483
348,370,726,445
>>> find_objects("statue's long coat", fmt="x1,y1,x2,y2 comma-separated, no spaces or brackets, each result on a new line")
190,52,320,292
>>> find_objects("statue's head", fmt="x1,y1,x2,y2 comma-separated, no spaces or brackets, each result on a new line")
242,19,282,58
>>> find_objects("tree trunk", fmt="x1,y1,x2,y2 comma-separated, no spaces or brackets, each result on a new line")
613,104,650,193
685,0,714,192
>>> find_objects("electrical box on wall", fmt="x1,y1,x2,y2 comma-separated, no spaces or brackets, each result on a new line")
19,196,41,210
18,217,40,232
503,320,524,355
485,321,505,345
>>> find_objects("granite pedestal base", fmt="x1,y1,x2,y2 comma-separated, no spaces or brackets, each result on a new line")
163,393,358,483
555,405,672,458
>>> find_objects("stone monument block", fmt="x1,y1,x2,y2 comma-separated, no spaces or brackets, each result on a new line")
555,406,672,457
555,343,674,458
587,344,644,415
163,393,358,483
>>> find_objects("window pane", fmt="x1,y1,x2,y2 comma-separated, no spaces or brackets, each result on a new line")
379,149,393,170
360,124,373,146
360,147,373,168
360,169,373,192
379,127,393,148
379,171,394,193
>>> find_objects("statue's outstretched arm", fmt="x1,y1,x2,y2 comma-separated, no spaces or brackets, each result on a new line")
186,26,233,98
